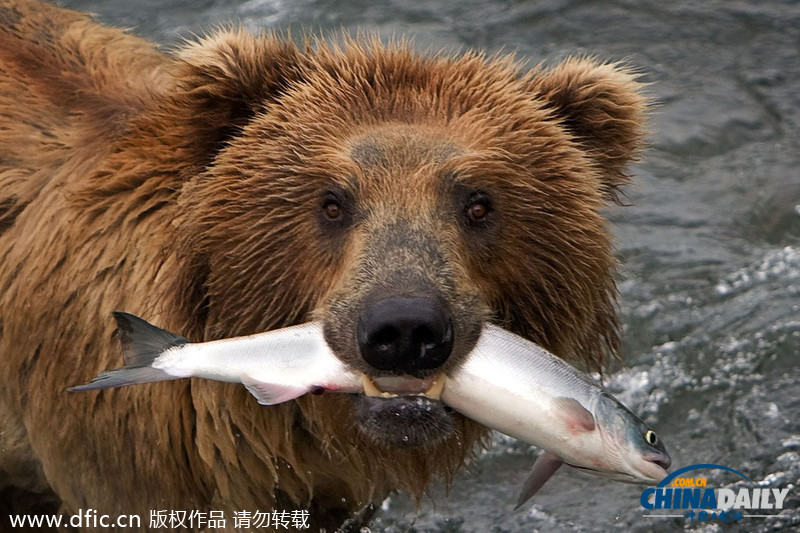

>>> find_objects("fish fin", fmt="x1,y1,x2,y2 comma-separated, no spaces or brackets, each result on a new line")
68,367,173,391
69,312,188,391
514,451,564,510
241,375,308,405
112,311,189,366
552,396,595,432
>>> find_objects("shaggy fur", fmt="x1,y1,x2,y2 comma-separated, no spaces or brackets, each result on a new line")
0,0,646,529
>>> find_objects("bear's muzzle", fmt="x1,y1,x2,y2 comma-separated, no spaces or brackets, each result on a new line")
357,296,454,375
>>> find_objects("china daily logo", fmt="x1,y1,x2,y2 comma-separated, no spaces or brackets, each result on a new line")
640,464,791,524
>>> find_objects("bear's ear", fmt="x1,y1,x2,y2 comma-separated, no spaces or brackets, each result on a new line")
526,58,647,202
171,30,308,163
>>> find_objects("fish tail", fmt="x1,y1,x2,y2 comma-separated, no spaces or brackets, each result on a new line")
112,311,189,366
67,366,173,391
68,312,189,391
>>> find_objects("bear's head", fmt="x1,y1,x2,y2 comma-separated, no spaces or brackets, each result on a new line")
167,32,645,501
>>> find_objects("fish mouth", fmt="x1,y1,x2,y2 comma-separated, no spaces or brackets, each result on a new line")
353,374,454,448
567,463,641,483
646,454,671,472
635,453,671,484
566,458,670,485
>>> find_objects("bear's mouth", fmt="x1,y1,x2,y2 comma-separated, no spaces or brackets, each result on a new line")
361,374,445,399
353,374,455,448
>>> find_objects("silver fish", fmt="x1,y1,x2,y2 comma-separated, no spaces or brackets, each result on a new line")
70,312,670,506
69,312,363,404
442,324,671,508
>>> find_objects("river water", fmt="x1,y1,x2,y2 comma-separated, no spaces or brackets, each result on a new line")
58,1,800,531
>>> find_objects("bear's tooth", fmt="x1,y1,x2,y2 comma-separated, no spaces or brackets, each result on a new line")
361,374,382,397
422,377,446,400
361,374,398,398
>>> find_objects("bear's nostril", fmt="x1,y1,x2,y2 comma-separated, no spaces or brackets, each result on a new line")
370,326,400,350
357,297,454,374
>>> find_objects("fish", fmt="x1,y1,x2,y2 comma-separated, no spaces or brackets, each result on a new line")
70,312,670,506
69,312,364,404
441,324,671,508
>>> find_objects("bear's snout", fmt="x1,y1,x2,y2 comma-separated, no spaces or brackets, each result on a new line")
357,297,453,374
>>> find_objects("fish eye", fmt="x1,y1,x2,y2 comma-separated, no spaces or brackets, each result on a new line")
645,429,659,446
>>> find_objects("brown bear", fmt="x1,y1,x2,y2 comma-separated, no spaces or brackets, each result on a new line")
0,0,645,529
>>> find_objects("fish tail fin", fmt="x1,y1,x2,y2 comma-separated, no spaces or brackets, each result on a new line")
68,312,189,392
67,366,174,391
514,451,564,510
112,311,188,366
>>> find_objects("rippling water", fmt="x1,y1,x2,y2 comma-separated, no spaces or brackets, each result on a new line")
59,0,800,530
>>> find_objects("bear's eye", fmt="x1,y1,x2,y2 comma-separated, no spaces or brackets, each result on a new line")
463,193,492,226
322,199,342,220
467,202,488,221
318,191,353,233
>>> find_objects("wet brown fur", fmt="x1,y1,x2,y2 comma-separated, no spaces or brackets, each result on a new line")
0,0,646,529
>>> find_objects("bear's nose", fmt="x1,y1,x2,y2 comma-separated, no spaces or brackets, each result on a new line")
357,297,454,374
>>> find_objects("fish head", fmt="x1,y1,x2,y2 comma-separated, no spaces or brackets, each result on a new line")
589,392,671,484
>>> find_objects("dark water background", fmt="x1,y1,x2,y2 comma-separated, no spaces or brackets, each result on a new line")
57,0,800,531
